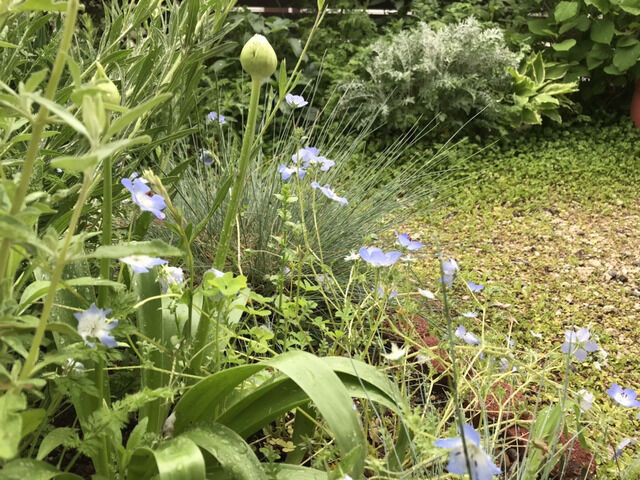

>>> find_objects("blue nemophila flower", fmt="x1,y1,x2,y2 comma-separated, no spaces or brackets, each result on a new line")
612,438,636,460
278,164,305,180
607,383,640,408
159,266,185,294
455,325,480,345
395,231,423,250
313,155,335,171
207,111,226,125
359,247,402,267
121,174,167,219
285,93,308,108
434,423,501,480
74,303,118,348
375,286,398,299
440,258,459,287
560,327,598,361
311,182,348,205
467,281,484,292
200,150,214,166
120,255,167,274
292,146,319,167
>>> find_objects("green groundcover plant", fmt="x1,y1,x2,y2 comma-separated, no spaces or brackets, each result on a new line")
1,1,640,479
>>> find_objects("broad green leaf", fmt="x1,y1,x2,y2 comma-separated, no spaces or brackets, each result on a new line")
104,93,171,140
584,0,610,12
90,240,183,259
530,53,545,85
552,39,577,51
554,1,580,22
24,93,90,140
128,436,205,480
617,0,640,14
617,36,640,48
590,18,614,44
20,408,46,439
183,424,265,480
0,459,83,480
613,44,640,71
15,0,67,11
37,428,79,461
527,19,557,37
0,390,26,459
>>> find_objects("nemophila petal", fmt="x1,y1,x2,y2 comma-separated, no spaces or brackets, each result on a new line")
207,111,226,124
375,286,398,298
120,255,167,273
577,389,594,412
467,281,484,292
285,93,308,108
200,150,214,166
442,258,459,275
455,325,480,345
418,288,435,299
311,182,348,205
435,423,500,480
462,311,479,318
583,340,598,352
74,303,118,348
292,146,318,167
561,327,598,361
359,247,402,267
395,231,424,251
440,273,454,288
278,164,304,180
607,383,640,408
573,349,588,362
121,175,166,219
612,438,635,460
313,156,335,171
159,266,185,294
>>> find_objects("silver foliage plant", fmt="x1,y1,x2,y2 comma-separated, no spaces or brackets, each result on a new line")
339,17,522,130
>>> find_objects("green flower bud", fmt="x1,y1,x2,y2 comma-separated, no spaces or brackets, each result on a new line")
240,34,277,82
92,63,120,105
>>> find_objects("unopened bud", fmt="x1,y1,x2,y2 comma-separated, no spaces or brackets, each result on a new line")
240,34,277,82
92,63,120,105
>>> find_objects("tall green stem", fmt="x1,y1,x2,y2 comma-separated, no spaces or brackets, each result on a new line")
20,167,95,380
213,77,262,270
98,157,112,306
0,0,79,302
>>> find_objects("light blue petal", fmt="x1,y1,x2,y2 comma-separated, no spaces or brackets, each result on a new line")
446,449,469,475
573,349,587,361
434,437,462,449
583,340,598,352
462,424,481,446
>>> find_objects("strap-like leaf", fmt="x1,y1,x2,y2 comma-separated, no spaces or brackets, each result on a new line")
128,436,205,480
182,424,265,480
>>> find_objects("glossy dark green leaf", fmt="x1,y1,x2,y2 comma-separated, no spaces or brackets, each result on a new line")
128,436,205,480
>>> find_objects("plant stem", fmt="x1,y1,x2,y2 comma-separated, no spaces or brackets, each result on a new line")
98,156,112,307
0,0,79,302
213,77,262,269
20,167,95,380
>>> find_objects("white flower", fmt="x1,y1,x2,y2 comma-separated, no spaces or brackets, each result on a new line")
382,343,406,361
74,303,118,348
462,311,478,318
577,389,594,412
530,330,543,339
418,288,435,299
344,251,360,261
120,255,167,273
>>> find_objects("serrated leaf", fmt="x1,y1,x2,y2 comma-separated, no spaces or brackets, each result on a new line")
37,428,79,460
90,240,183,259
555,1,580,22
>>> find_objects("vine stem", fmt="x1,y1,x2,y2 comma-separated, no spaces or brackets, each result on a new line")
0,0,79,302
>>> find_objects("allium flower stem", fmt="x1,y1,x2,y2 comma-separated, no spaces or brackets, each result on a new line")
98,156,113,307
0,0,79,303
213,77,262,270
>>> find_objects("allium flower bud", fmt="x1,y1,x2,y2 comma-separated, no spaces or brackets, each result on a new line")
240,34,277,82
